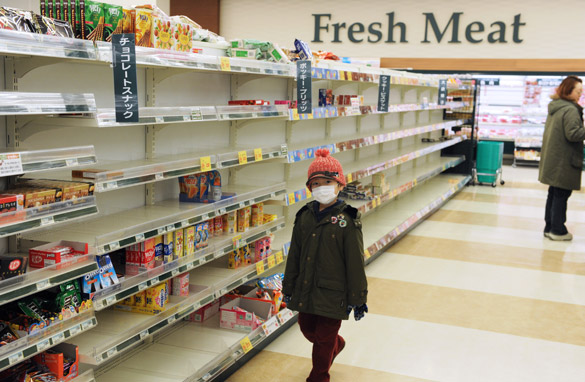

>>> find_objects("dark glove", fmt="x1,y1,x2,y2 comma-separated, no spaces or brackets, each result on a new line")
346,303,368,321
283,295,292,304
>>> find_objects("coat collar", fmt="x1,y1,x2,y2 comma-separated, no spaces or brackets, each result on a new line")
308,200,347,225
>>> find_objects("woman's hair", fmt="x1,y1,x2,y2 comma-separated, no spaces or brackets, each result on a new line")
552,76,582,101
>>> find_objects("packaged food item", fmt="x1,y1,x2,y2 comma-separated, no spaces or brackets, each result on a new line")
163,232,174,263
0,7,36,33
187,299,220,322
154,235,163,265
0,254,27,280
170,15,200,29
294,39,313,61
223,211,236,234
208,219,214,238
84,0,104,41
174,22,192,52
75,0,85,39
208,171,222,201
153,16,175,50
214,216,223,236
254,238,266,263
139,238,156,269
146,283,167,312
34,343,79,381
80,266,100,299
228,100,270,106
268,44,289,63
29,240,88,268
185,226,195,256
134,7,153,47
103,3,123,42
201,221,209,248
171,273,189,297
174,229,183,259
241,244,252,265
0,193,24,213
96,254,119,289
134,290,146,307
228,47,262,60
195,223,202,250
122,8,134,33
228,248,241,269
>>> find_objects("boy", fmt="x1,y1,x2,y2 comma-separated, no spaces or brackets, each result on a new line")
283,148,368,382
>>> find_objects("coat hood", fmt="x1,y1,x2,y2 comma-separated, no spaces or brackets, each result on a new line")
549,98,579,116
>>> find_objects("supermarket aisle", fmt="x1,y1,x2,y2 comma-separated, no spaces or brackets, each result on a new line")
228,165,585,382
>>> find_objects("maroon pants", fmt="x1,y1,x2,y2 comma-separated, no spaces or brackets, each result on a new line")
298,312,344,382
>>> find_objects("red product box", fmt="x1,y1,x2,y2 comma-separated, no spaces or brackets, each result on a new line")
0,193,25,226
34,343,79,381
228,100,270,106
171,273,190,297
29,241,88,269
187,299,220,322
220,297,273,331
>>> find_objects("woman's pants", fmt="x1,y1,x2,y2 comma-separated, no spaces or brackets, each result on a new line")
545,186,572,235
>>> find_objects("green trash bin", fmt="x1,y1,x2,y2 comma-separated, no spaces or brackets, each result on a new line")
477,141,503,184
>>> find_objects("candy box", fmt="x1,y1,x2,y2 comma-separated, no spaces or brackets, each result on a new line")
187,299,220,322
125,244,139,276
154,236,163,265
134,6,153,47
84,0,104,41
240,244,252,265
103,3,123,42
34,343,79,381
220,297,272,331
29,240,88,269
163,232,174,263
223,212,236,234
185,226,195,256
171,273,189,297
228,248,241,269
97,254,119,289
254,239,266,263
80,266,101,300
208,171,222,201
0,193,24,213
134,290,146,307
214,216,223,236
174,229,184,259
174,22,192,52
251,203,263,227
153,16,175,50
179,173,211,203
146,283,167,311
201,221,209,249
122,8,134,33
0,254,27,280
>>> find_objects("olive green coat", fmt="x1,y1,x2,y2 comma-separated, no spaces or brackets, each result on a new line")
539,99,585,191
283,201,368,320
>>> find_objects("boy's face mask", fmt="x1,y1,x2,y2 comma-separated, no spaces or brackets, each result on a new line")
312,185,338,205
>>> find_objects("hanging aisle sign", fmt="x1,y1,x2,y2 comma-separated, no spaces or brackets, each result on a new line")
438,79,448,106
296,60,312,114
377,75,391,112
112,34,139,123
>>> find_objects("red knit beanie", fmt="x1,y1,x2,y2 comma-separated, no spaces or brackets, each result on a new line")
306,149,346,190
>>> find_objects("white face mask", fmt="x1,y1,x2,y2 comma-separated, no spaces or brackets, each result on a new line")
312,185,338,205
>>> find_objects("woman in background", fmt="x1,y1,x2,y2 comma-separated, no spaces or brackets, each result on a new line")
539,76,585,241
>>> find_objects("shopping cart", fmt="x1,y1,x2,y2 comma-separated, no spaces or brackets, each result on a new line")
473,141,505,187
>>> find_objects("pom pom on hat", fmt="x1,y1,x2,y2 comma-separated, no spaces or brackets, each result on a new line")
306,148,346,190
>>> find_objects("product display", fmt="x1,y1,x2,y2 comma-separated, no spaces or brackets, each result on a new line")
114,281,169,315
0,254,28,280
29,240,89,269
179,171,225,203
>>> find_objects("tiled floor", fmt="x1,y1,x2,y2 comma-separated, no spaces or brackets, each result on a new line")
228,165,585,382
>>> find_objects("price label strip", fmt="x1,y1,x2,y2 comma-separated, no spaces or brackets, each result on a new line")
240,336,253,354
220,57,231,72
200,156,212,172
262,316,280,336
0,153,24,177
275,251,284,264
267,255,276,269
256,261,265,275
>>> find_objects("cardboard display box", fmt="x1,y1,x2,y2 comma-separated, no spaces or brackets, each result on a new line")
34,343,79,381
219,297,272,332
29,240,89,268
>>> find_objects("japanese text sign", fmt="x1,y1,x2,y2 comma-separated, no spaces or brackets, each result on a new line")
112,34,139,123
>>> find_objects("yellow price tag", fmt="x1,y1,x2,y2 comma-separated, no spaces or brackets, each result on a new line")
238,151,248,165
256,261,265,275
232,234,242,249
200,156,212,172
267,255,276,269
347,173,353,183
372,198,377,208
308,113,314,120
364,249,371,259
292,110,300,121
288,193,296,205
220,57,231,71
254,148,263,161
240,337,253,353
275,251,284,264
347,71,353,81
376,197,381,207
306,187,312,199
413,179,418,186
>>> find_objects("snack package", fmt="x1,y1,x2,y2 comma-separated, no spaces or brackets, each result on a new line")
237,208,248,233
139,238,156,269
174,22,192,52
153,16,175,50
268,43,289,63
171,273,189,297
96,254,119,289
0,7,35,33
223,211,236,234
0,254,28,280
134,290,146,307
254,239,266,262
122,8,134,33
228,248,241,269
214,216,223,236
75,0,85,39
251,203,264,227
195,223,202,250
134,7,153,47
208,218,215,238
241,245,252,265
185,227,195,256
80,266,101,299
163,232,174,263
174,229,184,259
84,0,104,41
154,236,163,265
208,171,222,201
125,245,139,276
201,221,209,248
146,283,167,312
103,3,123,42
294,39,313,61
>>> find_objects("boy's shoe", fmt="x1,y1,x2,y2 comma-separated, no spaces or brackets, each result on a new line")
549,232,573,241
544,232,551,238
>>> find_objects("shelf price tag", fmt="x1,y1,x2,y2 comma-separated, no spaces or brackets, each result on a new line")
36,279,50,290
262,317,280,336
155,173,164,180
65,158,79,167
138,282,148,291
238,151,248,165
140,330,149,340
256,261,265,275
69,325,81,336
166,224,175,233
287,193,296,206
240,337,253,354
347,173,353,183
37,339,51,352
155,116,164,124
220,57,231,71
168,315,176,324
200,156,212,172
8,352,24,365
172,269,180,277
275,251,284,264
0,153,24,177
40,216,54,226
254,148,263,162
267,255,276,269
82,320,94,331
135,233,145,242
364,249,371,259
232,234,243,250
191,107,203,121
52,332,65,343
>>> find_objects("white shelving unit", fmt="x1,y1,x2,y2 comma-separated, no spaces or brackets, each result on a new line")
0,26,471,381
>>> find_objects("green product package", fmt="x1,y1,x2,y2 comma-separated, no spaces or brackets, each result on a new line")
103,3,123,42
55,0,61,20
84,0,103,41
75,0,84,39
48,0,53,18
